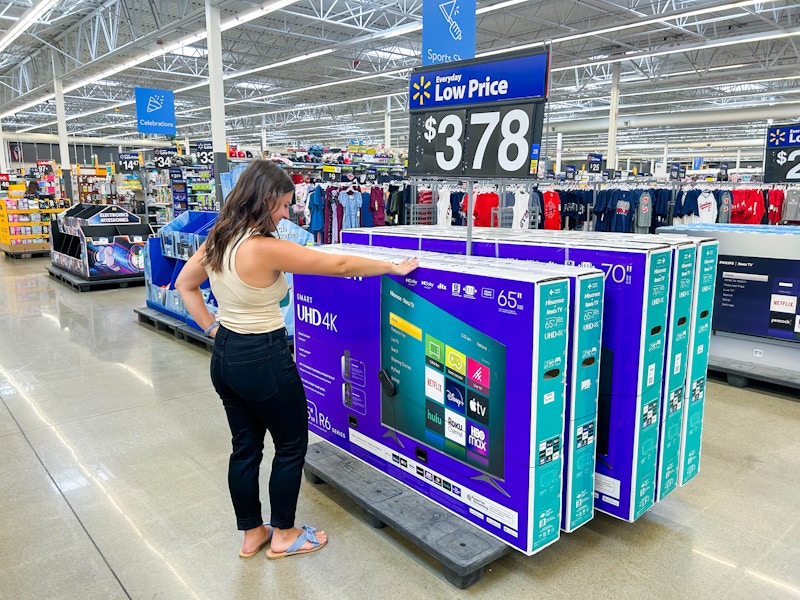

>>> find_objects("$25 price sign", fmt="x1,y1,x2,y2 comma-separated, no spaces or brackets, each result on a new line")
408,102,541,178
764,124,800,183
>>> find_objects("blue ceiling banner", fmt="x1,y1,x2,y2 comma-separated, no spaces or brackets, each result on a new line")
135,87,176,135
409,52,549,111
422,0,476,66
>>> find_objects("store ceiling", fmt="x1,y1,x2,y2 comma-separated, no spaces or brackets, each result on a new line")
0,0,798,163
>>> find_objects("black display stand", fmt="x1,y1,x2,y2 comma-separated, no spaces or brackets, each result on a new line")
50,203,151,283
46,264,145,292
303,441,510,589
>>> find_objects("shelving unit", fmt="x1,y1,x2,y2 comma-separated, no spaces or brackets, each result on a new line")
0,183,68,257
144,171,172,228
75,166,117,204
179,166,217,213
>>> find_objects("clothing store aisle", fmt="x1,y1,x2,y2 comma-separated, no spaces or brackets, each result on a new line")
1,255,799,600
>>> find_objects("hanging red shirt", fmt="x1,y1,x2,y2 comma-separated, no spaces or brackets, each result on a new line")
543,190,562,230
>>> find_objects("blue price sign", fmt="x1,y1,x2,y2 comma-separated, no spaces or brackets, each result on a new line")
196,141,214,165
408,51,549,179
764,124,800,183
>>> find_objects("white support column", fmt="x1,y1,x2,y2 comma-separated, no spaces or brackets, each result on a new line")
206,0,227,204
606,63,620,172
54,77,74,200
555,132,563,173
184,134,191,156
736,148,741,169
0,121,8,173
384,103,392,151
261,116,267,154
663,141,669,175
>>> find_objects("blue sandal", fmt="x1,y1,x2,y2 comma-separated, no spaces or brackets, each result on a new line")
265,525,327,560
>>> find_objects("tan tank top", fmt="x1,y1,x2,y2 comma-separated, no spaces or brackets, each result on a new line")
206,229,288,334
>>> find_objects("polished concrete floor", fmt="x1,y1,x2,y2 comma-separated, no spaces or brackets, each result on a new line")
1,255,799,600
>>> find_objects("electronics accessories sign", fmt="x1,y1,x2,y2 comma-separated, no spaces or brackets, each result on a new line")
408,51,549,179
764,124,800,183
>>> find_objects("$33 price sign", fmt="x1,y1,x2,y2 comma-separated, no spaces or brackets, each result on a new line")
408,102,541,178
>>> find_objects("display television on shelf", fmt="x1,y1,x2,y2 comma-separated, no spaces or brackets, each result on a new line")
379,276,507,480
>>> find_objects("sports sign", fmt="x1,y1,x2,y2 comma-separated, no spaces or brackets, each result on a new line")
422,0,476,66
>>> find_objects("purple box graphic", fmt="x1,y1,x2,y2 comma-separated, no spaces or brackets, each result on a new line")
295,247,570,554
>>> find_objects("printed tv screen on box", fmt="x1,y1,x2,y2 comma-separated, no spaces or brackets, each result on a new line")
380,276,507,480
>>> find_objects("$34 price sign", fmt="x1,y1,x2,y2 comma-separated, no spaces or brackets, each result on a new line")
408,102,541,178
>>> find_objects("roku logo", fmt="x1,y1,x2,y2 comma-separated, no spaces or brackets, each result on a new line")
447,417,463,431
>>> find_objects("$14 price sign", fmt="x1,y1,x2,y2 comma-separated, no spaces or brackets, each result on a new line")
409,102,540,178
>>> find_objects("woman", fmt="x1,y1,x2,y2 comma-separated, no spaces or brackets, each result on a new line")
176,160,417,560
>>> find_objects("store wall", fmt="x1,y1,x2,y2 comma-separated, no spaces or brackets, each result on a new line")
5,142,117,169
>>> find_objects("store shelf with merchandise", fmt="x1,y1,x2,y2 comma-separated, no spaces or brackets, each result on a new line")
144,171,172,228
0,182,70,258
74,166,119,205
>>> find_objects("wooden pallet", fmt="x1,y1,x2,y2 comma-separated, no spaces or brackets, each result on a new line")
304,441,510,589
46,265,145,292
134,306,214,351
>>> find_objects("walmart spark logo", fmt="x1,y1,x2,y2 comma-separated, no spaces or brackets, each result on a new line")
769,128,787,146
412,75,432,106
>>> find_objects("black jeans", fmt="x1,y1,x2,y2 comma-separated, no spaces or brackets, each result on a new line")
210,324,308,531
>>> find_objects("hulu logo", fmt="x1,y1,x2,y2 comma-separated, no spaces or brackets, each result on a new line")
426,399,445,434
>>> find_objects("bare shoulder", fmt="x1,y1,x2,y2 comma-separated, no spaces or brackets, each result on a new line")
243,235,310,258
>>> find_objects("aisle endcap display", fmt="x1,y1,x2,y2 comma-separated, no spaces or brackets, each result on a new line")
50,203,151,280
1,182,71,255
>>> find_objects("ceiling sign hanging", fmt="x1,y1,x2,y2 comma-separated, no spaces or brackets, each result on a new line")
422,0,476,66
135,87,176,136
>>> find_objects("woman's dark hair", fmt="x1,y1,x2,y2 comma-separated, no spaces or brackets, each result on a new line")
203,159,294,272
26,180,40,196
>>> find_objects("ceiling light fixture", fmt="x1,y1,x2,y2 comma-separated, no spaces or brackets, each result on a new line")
0,0,58,55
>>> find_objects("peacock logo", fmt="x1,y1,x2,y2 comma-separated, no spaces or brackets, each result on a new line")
411,75,432,107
